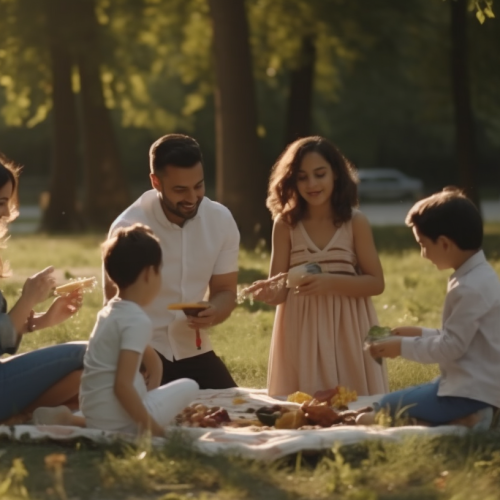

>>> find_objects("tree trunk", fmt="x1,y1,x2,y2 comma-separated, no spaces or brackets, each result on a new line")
41,0,83,232
75,0,130,227
208,0,270,247
285,35,316,146
450,0,481,209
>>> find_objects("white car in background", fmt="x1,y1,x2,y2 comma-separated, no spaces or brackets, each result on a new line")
357,168,424,201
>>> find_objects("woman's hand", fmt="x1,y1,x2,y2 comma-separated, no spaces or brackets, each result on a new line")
21,266,56,308
36,289,83,330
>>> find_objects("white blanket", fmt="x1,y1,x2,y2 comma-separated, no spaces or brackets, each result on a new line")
1,388,468,460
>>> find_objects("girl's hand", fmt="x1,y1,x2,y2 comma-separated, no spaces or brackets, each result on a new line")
240,273,287,303
21,266,56,307
369,338,402,359
294,274,332,296
40,289,83,329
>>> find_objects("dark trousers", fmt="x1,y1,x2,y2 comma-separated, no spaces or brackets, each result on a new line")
156,350,237,389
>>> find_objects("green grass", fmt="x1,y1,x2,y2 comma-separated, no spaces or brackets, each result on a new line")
1,225,500,499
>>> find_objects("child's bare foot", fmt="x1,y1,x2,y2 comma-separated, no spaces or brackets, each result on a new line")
450,407,493,431
33,406,76,426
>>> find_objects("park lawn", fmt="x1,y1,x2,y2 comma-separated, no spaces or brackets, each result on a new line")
0,224,499,499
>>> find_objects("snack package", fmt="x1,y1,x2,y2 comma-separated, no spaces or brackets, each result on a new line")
364,325,393,365
286,262,322,288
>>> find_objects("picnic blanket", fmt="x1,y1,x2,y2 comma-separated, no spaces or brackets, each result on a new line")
0,388,469,460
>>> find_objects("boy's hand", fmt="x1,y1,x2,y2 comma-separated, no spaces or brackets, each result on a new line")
369,338,402,359
392,326,422,337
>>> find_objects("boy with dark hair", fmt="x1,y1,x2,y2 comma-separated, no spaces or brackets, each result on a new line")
358,188,500,429
35,224,199,436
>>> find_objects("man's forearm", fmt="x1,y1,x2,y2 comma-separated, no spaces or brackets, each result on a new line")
209,290,236,325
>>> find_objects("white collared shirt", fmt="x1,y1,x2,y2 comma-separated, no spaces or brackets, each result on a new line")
401,250,500,407
105,190,240,360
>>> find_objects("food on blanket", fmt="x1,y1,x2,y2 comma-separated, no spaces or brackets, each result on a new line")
232,397,248,405
176,404,231,428
365,325,393,364
275,410,308,430
226,418,263,428
312,387,340,403
331,386,358,409
301,402,341,427
255,405,289,426
54,277,97,295
286,262,322,288
287,391,313,404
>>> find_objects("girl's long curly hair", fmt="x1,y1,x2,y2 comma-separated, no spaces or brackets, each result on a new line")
266,136,359,227
0,153,21,277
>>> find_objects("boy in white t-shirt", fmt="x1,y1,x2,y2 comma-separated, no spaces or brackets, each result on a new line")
34,224,199,436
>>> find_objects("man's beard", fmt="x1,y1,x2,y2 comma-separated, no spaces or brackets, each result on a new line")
159,191,202,222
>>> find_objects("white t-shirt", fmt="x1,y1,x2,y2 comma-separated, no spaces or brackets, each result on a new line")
105,191,240,361
80,298,152,432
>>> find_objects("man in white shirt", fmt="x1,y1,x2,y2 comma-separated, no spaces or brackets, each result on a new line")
104,134,240,389
360,187,500,429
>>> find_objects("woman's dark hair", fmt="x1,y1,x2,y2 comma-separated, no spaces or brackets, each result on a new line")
406,187,483,250
0,153,21,277
102,224,162,289
149,134,203,174
266,136,358,227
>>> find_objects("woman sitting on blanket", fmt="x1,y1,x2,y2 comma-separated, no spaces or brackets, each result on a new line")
34,224,199,436
0,154,86,425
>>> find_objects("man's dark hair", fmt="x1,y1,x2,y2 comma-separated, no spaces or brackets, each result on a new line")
405,187,483,250
102,224,162,289
149,134,203,174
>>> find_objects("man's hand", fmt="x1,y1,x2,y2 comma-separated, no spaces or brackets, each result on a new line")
369,338,402,359
186,302,217,329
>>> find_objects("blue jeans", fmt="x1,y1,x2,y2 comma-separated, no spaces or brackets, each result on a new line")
377,379,490,425
0,342,86,421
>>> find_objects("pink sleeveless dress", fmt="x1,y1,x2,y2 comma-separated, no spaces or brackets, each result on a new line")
267,214,389,397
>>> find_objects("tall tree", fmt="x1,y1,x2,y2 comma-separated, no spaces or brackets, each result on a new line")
285,35,316,145
208,0,269,246
41,0,82,231
450,0,480,207
74,0,130,227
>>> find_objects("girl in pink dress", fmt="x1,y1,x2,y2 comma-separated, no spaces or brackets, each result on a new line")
245,136,388,397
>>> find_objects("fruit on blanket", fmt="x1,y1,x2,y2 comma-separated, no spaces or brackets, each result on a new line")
176,404,231,428
287,391,313,404
255,405,289,426
312,387,340,403
275,410,308,430
331,386,358,409
54,277,97,295
301,402,341,427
